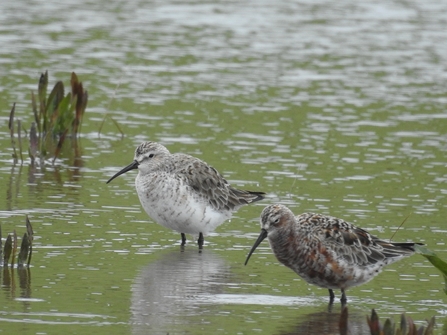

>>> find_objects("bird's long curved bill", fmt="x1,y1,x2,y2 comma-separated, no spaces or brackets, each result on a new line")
244,229,268,266
106,160,139,184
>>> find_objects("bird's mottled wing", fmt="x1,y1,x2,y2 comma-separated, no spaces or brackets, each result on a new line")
173,154,264,211
173,154,236,211
299,214,411,266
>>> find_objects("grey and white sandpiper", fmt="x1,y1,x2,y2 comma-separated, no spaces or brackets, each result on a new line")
245,204,421,304
107,141,265,249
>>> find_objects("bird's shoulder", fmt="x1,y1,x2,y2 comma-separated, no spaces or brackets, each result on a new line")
171,153,230,189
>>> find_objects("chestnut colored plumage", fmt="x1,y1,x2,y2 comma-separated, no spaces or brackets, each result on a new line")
245,204,421,303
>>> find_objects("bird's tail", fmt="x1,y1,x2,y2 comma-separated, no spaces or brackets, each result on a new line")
232,189,266,204
391,242,424,252
379,241,423,259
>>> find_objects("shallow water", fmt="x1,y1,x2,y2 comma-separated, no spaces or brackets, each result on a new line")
1,0,447,334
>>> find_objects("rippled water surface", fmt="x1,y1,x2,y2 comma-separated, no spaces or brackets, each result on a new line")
1,0,447,334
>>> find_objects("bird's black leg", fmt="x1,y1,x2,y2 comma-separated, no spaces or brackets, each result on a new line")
328,289,335,304
181,233,186,246
197,232,204,249
340,289,347,305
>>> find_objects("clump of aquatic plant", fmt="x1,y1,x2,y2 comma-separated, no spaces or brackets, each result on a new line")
366,308,435,335
339,307,435,335
8,71,88,164
0,215,34,267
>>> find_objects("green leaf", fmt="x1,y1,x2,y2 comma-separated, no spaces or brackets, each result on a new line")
424,316,436,335
53,92,72,136
18,232,30,267
31,91,40,132
53,128,68,164
61,92,74,132
38,71,48,132
414,244,447,295
38,71,48,106
26,215,33,267
71,72,87,135
70,71,79,91
400,312,407,335
8,102,15,131
383,318,394,335
46,81,65,132
367,309,381,335
9,103,17,162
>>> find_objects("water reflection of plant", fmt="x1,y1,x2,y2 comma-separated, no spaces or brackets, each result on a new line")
8,71,88,165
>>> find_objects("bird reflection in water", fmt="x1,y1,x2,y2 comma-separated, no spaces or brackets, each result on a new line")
130,249,231,334
278,307,370,335
129,249,374,334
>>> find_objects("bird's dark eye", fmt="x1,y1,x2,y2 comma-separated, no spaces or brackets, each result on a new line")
149,154,154,158
274,218,280,224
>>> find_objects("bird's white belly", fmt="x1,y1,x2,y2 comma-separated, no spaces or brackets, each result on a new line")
135,174,231,235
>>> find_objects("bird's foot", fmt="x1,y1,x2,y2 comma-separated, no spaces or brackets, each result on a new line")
340,289,347,306
328,289,335,304
197,232,204,250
